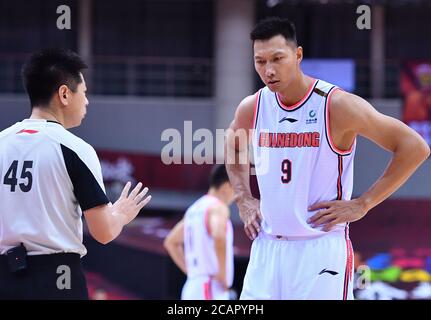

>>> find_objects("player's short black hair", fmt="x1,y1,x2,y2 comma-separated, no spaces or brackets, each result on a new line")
250,17,297,46
21,48,87,107
209,165,230,189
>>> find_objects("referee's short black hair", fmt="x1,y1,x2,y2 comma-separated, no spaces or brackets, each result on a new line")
209,165,230,189
250,17,297,46
21,48,87,107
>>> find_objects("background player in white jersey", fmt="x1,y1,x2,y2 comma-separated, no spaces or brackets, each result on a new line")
225,17,430,300
164,165,235,300
0,49,151,299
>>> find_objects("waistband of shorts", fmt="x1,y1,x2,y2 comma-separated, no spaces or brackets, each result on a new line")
259,229,345,241
0,252,80,266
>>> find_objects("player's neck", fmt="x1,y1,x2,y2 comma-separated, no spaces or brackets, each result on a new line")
277,73,314,107
30,106,64,126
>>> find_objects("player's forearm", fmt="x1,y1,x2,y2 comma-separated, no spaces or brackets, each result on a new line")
226,161,253,202
358,136,430,212
225,142,253,202
225,124,255,202
214,237,227,288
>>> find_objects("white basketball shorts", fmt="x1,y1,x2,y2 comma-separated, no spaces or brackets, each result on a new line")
240,229,354,300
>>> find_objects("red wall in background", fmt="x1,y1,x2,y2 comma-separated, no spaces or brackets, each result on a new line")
98,149,213,192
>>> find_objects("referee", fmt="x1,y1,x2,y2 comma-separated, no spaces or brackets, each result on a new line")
0,49,151,299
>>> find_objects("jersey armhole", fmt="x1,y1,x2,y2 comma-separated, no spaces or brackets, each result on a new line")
324,87,356,156
204,207,212,236
252,89,262,129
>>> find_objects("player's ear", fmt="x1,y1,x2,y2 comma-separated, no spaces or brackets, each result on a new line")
58,85,69,106
296,46,303,64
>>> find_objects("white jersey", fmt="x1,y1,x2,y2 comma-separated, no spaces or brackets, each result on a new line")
0,119,109,256
183,194,234,288
252,79,356,237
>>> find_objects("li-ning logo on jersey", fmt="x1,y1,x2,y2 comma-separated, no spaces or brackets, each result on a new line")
258,132,320,148
16,129,39,135
319,268,339,276
306,110,317,125
279,117,298,124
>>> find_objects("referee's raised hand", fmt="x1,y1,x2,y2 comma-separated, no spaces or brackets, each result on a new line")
84,181,152,245
113,182,152,225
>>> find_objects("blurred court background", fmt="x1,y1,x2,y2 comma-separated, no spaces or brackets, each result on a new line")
1,0,431,300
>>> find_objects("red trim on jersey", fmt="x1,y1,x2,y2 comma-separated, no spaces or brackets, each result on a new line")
204,208,211,236
337,156,343,200
16,129,38,134
204,278,212,300
343,224,354,300
276,78,317,111
338,158,353,300
252,89,262,129
325,87,355,155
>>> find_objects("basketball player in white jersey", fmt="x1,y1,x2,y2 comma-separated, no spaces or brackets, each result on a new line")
225,17,430,300
0,49,151,299
164,165,235,300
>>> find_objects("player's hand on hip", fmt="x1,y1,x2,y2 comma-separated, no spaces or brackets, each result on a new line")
113,181,152,224
214,274,228,291
236,196,262,240
307,198,368,232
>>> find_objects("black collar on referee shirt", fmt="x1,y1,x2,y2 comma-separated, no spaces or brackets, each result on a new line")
47,120,63,126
